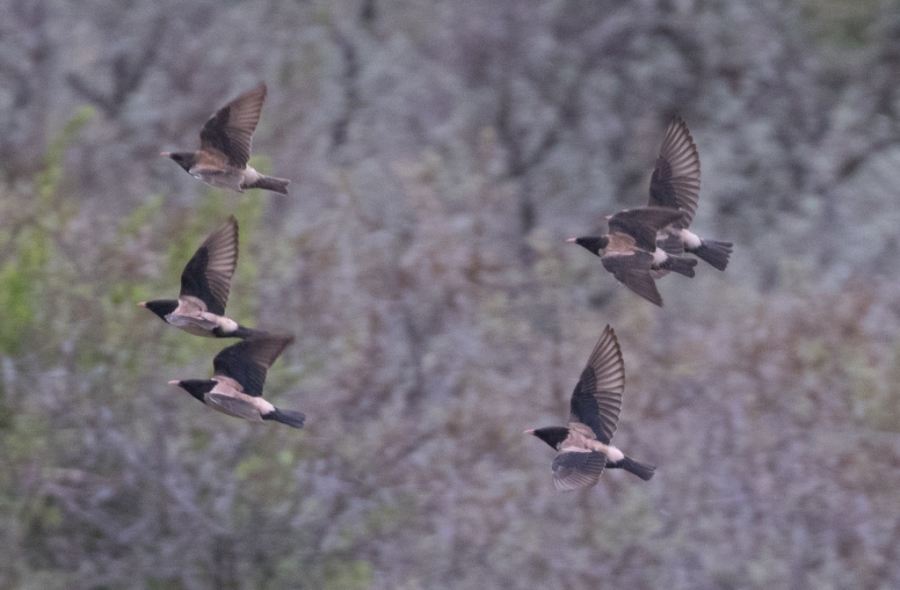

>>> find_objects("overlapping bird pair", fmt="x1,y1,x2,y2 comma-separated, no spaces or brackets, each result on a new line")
525,118,733,491
144,84,732,491
143,84,303,429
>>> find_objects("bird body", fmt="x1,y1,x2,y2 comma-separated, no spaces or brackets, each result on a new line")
526,325,654,491
140,216,261,339
557,422,625,462
607,207,697,277
163,83,290,194
157,296,241,336
170,377,275,421
570,206,697,306
169,334,305,428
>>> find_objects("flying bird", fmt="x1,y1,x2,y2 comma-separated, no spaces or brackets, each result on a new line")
569,206,697,306
647,117,732,270
162,82,290,194
526,325,654,491
169,333,305,428
139,215,260,339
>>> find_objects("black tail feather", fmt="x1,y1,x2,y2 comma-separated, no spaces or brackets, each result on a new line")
658,254,697,278
608,456,655,481
263,407,305,429
243,175,290,195
688,239,732,271
232,325,268,339
213,324,268,339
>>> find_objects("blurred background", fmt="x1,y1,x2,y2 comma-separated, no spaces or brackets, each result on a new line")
2,0,900,588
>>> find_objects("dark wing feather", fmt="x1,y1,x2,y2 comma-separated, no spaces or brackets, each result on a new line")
199,83,267,168
552,450,606,491
212,334,294,396
179,216,239,316
601,252,663,306
648,117,701,227
607,207,688,252
568,325,625,444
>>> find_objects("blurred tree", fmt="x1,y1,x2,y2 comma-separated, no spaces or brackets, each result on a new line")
1,0,900,589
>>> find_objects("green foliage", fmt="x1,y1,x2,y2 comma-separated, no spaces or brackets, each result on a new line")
800,0,880,48
144,577,186,590
118,193,164,239
0,108,94,355
322,558,373,590
35,105,95,203
0,256,38,355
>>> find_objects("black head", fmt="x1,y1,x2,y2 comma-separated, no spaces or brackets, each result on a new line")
162,151,196,173
169,379,216,403
527,426,571,450
568,236,609,256
140,300,179,322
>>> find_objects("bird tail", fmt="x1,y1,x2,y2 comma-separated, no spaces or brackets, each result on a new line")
231,325,268,339
688,240,732,271
609,456,656,481
244,175,290,195
212,324,268,339
263,407,306,429
658,254,697,278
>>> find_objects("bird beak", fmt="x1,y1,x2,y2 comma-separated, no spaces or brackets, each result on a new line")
604,215,612,220
160,152,171,157
138,302,146,307
167,380,180,386
524,429,535,434
565,238,576,243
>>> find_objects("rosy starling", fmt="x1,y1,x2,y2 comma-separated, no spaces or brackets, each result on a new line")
169,334,305,428
526,325,654,491
162,83,290,194
569,206,697,306
140,215,260,339
648,117,732,270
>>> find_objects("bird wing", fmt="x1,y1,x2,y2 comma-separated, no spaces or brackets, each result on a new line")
199,83,267,169
607,207,688,252
567,325,625,444
206,392,264,421
212,334,295,397
551,449,607,491
601,251,663,307
179,216,239,316
647,117,701,228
